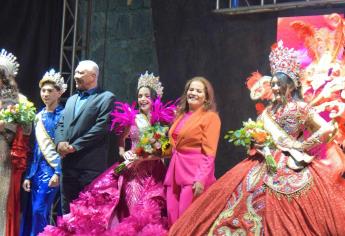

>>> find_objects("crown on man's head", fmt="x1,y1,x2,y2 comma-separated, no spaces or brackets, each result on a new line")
269,41,301,87
0,49,19,78
137,71,163,97
39,69,67,93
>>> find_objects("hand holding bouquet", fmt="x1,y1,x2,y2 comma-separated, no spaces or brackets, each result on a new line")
225,119,277,173
115,124,171,174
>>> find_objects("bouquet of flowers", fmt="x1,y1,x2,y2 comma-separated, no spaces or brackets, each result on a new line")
135,123,171,157
0,100,36,125
224,119,277,173
115,123,171,174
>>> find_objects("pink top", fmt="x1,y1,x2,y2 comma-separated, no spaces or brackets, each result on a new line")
164,111,220,187
172,112,192,142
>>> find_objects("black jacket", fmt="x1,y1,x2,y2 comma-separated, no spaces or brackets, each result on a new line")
55,88,115,172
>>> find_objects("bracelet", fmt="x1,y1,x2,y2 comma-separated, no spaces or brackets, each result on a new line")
302,135,322,150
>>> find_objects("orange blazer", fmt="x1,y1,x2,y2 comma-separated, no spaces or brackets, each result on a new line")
164,108,221,186
169,108,221,157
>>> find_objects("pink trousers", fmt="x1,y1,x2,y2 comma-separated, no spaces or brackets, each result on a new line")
166,185,194,226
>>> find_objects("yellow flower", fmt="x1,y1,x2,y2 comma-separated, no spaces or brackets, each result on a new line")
162,142,172,156
141,137,149,144
256,120,264,128
26,101,34,108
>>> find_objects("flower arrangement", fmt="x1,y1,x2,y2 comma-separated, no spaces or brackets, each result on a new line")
224,119,277,173
135,124,171,157
0,100,36,125
115,124,171,174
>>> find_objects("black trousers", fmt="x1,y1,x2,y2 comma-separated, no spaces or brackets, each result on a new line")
60,168,102,214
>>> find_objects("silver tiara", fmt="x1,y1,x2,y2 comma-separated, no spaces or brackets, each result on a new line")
137,71,163,96
40,69,67,93
269,41,301,87
0,49,19,78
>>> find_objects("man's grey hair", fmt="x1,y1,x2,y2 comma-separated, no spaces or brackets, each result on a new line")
78,60,99,79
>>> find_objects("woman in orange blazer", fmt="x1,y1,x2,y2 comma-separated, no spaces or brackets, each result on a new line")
164,76,221,226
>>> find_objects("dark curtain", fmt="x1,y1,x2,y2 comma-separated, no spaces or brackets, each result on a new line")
0,0,63,108
151,0,345,177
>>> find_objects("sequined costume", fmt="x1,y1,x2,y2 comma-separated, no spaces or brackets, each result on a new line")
41,113,167,236
0,97,17,236
20,105,63,236
168,101,345,236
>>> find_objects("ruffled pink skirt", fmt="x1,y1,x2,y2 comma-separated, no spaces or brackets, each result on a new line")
40,160,167,236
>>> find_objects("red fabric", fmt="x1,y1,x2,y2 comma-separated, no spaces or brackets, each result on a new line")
168,154,345,236
6,126,30,236
265,161,345,236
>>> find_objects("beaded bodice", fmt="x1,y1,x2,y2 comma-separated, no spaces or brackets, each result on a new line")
269,101,309,138
129,113,150,149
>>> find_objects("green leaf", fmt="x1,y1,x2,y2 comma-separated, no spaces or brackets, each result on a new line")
234,130,241,138
265,155,277,173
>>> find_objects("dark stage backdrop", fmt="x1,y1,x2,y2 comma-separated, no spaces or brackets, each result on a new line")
151,0,345,177
0,0,62,109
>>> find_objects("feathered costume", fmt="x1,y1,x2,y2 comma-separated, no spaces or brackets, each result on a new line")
41,97,176,236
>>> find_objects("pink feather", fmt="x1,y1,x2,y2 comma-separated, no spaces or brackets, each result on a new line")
150,97,177,125
110,101,139,134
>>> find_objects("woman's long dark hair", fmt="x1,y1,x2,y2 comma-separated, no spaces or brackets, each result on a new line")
0,69,19,100
272,72,302,101
136,86,158,113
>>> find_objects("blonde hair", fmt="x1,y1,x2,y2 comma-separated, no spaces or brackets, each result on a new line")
177,76,217,116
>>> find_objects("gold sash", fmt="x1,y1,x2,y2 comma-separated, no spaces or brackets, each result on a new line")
35,113,60,168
